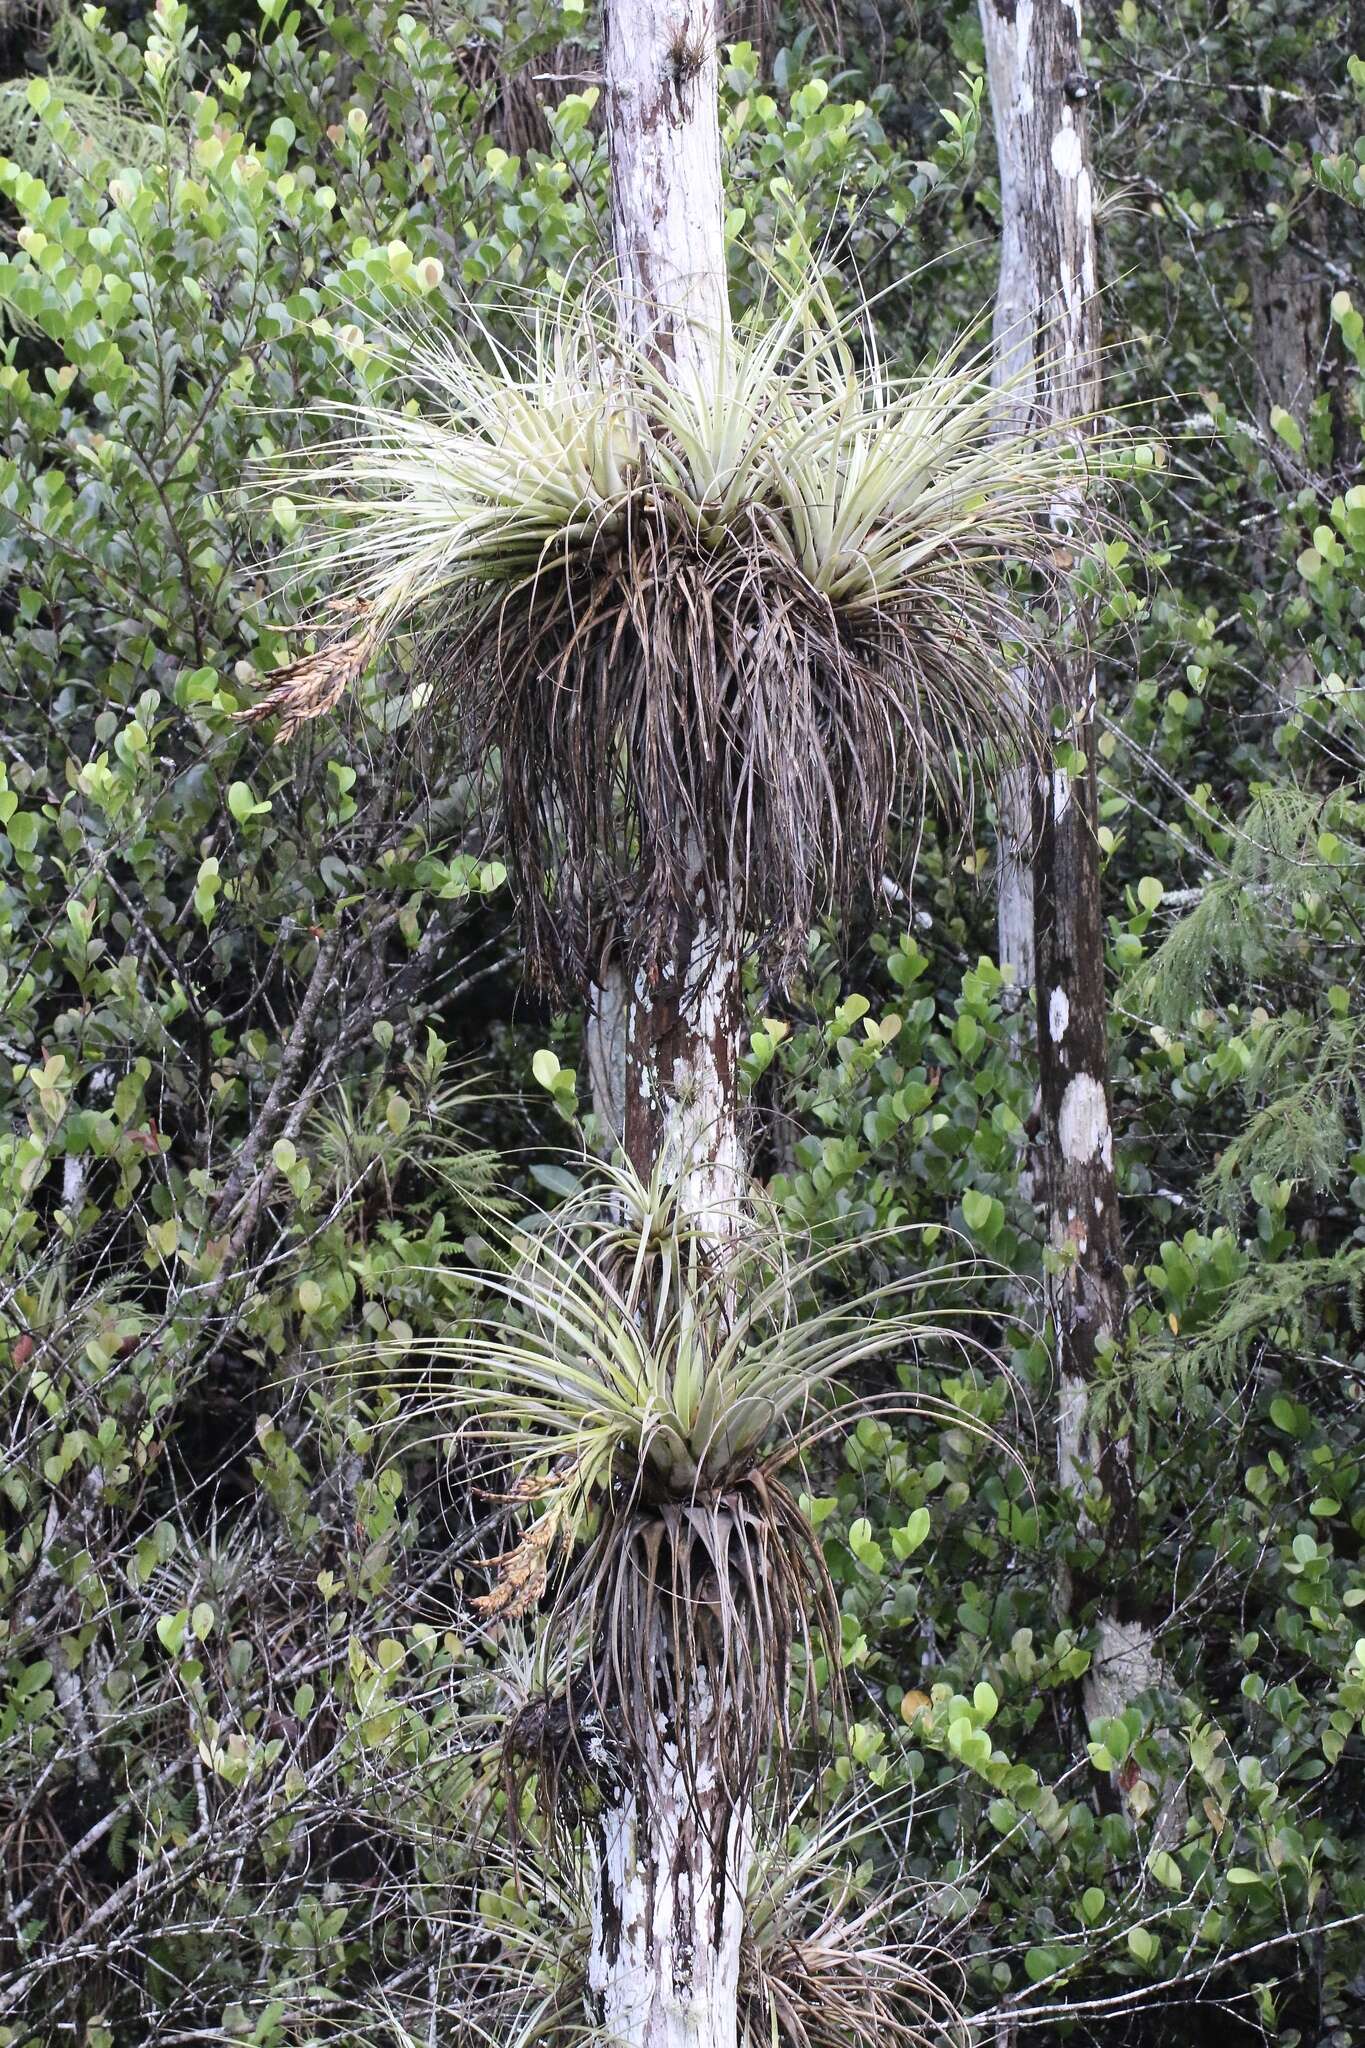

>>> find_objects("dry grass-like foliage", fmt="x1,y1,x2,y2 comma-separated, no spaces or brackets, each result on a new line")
561,1466,837,1815
742,1787,964,2048
747,1904,945,2048
242,612,380,741
388,1156,1010,1812
431,1778,963,2048
242,273,1109,988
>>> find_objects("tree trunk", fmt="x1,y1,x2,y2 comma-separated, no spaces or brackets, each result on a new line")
585,968,627,1155
601,0,743,1221
589,0,743,1221
604,0,726,379
1246,205,1326,621
1250,231,1326,431
1244,192,1328,713
588,1683,753,2048
593,6,750,2042
979,0,1165,1776
623,883,745,1231
980,0,1097,1000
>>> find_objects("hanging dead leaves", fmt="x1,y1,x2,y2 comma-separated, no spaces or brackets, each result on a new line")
238,272,1116,990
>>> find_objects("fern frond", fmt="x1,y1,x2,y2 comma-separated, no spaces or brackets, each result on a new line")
1130,780,1365,1028
1201,1013,1365,1201
0,72,169,186
1136,1247,1365,1396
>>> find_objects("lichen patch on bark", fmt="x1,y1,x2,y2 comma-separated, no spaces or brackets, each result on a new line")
1057,1071,1111,1166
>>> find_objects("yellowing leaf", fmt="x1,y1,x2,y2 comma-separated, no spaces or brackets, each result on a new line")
531,1048,561,1090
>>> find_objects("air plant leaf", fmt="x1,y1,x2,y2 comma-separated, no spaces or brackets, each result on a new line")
243,267,1116,990
381,1154,1015,1812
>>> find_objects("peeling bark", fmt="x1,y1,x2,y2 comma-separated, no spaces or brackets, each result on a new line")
589,1675,752,2048
995,757,1036,1003
595,6,749,2042
603,0,726,379
623,878,745,1234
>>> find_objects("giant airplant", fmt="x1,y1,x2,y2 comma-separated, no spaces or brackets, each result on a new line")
386,1160,1010,1827
240,274,1105,988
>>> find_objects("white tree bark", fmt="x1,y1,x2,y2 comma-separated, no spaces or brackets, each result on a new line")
585,969,628,1154
602,0,743,1232
593,8,750,2044
589,0,741,1230
622,884,745,1235
604,0,726,378
589,1680,753,2048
